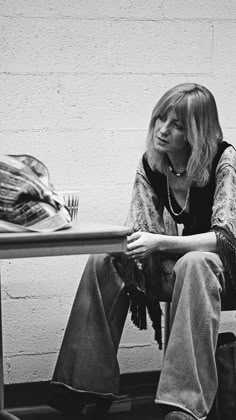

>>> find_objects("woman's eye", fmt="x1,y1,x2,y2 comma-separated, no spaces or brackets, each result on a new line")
174,122,183,130
158,114,167,122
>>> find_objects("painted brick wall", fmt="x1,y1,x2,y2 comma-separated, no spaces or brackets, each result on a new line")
0,0,236,384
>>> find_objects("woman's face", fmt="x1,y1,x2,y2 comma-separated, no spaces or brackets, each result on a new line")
153,109,190,158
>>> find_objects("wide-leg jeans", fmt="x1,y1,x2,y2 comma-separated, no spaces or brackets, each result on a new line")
156,251,224,420
52,251,224,420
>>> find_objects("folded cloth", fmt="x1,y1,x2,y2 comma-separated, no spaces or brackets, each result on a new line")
0,154,71,232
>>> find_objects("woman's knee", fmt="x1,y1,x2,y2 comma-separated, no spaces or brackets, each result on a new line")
174,251,223,287
171,252,223,310
174,251,221,273
84,253,125,294
85,253,113,278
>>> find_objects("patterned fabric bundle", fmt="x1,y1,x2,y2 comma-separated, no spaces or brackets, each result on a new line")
0,154,71,232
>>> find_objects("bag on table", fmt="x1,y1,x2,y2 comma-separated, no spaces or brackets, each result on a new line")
0,154,71,232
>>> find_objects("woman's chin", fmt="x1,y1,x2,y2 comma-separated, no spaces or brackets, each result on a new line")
154,142,167,153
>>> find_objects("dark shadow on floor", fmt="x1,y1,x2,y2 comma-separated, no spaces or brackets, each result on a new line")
7,401,164,420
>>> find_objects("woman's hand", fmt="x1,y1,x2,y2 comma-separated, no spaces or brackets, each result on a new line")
126,230,218,259
126,231,161,259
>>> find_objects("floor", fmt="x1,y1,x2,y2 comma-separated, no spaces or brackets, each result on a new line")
6,400,164,420
4,396,221,420
6,400,220,420
3,379,219,420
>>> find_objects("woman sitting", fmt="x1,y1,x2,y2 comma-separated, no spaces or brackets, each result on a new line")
50,83,236,420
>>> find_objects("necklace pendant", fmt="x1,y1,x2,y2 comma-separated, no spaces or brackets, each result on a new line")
168,162,186,178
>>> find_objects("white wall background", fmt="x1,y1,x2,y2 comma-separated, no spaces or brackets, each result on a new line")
1,0,236,384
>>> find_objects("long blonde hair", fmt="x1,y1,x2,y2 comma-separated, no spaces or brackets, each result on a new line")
146,83,223,187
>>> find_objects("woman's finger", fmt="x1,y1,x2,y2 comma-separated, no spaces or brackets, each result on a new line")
127,231,142,243
126,245,144,258
127,241,142,251
126,251,143,260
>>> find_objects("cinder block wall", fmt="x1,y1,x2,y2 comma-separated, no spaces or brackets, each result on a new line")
0,0,236,384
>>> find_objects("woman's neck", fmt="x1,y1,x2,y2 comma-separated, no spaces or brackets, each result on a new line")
167,152,189,174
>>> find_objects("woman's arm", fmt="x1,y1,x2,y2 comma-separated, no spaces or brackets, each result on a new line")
159,231,217,254
210,146,236,287
125,156,167,234
126,230,216,259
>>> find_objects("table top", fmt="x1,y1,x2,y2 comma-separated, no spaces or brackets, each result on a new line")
0,223,133,259
0,223,133,243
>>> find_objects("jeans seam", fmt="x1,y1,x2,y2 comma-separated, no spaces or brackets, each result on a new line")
108,285,124,322
196,277,220,358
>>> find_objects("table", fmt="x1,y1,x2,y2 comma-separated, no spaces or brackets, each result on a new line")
0,223,132,420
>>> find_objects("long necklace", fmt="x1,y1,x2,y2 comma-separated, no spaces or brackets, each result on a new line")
167,175,190,217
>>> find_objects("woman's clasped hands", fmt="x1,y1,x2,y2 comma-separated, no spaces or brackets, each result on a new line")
126,231,163,259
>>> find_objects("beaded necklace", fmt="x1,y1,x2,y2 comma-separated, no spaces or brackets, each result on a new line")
167,156,186,177
168,163,186,177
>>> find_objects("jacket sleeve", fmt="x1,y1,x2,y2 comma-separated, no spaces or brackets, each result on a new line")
211,145,236,295
125,156,176,235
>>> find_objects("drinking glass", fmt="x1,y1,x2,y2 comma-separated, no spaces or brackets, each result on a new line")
60,190,79,224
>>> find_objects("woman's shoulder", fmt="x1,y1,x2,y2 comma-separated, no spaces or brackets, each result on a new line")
216,141,236,172
140,152,163,177
135,153,165,192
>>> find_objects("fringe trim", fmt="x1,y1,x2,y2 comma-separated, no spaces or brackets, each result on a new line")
111,254,163,349
214,226,236,293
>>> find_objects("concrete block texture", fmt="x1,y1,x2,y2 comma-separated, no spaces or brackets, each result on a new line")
163,0,236,19
213,23,236,74
0,74,164,130
4,352,58,383
0,18,211,73
1,0,236,385
0,0,163,19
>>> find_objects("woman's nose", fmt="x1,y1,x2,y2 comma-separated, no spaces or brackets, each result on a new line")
160,122,169,135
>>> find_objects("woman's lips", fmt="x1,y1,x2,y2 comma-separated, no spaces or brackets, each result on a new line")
157,136,168,144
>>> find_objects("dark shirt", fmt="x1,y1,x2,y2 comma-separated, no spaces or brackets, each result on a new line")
142,141,231,236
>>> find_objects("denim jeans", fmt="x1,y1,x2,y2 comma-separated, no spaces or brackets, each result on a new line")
52,254,130,398
155,251,224,420
51,251,224,419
